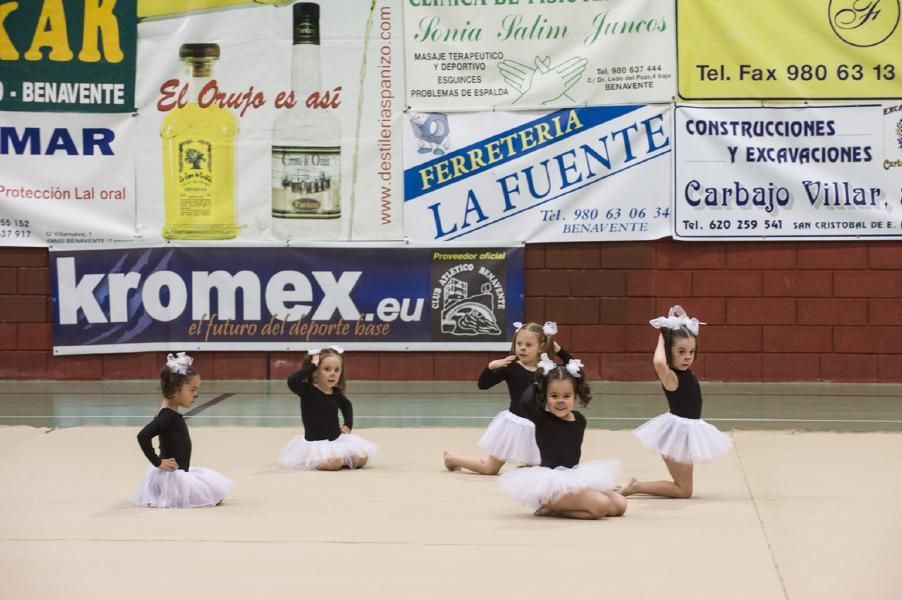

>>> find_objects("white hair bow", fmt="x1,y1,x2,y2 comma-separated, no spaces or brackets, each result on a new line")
165,352,193,375
308,348,321,356
542,321,558,336
649,305,705,336
537,352,556,374
329,345,345,354
565,358,584,378
513,321,524,331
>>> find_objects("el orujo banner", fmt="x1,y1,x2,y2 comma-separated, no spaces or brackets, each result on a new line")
50,245,524,354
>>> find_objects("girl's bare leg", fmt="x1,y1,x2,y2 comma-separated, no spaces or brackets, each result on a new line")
443,451,505,475
543,489,612,520
603,491,628,516
316,458,344,471
620,456,694,498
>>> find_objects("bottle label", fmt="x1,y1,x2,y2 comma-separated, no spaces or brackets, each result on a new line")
272,145,340,219
176,138,214,216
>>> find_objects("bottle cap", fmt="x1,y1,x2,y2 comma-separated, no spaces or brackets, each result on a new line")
293,2,320,45
179,43,220,59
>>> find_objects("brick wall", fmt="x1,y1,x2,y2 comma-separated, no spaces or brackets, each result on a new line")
2,241,900,382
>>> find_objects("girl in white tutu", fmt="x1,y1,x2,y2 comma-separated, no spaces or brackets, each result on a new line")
499,355,626,519
132,353,232,508
443,321,572,475
620,306,733,498
280,347,377,470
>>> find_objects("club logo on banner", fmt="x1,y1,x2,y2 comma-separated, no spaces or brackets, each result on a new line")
50,245,524,354
404,105,673,243
0,0,137,112
431,249,508,340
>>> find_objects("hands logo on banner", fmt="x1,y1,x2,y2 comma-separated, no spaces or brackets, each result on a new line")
498,55,589,105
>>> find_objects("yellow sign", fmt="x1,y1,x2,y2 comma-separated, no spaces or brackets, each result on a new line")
678,0,901,99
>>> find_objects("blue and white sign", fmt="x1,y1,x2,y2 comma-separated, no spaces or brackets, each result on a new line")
403,105,673,243
674,104,902,240
50,244,523,354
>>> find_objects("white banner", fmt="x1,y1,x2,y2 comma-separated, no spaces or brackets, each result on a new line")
0,112,137,246
674,105,902,240
403,105,673,243
135,0,404,243
403,0,675,111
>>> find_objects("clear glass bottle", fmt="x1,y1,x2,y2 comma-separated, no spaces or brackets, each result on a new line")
161,43,239,240
271,2,342,241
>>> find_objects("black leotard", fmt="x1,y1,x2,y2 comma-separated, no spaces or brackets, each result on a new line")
664,369,703,419
287,363,353,441
519,386,586,469
137,407,192,471
477,348,573,416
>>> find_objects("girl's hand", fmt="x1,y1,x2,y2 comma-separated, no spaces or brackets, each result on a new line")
158,458,178,471
340,424,351,434
311,353,320,367
489,355,516,370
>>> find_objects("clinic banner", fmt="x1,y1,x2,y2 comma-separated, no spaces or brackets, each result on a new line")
677,0,902,100
674,105,901,241
0,111,137,246
0,0,137,112
403,105,673,243
50,244,524,354
403,0,675,110
134,0,404,243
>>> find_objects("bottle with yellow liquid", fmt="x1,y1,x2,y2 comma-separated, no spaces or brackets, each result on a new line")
161,43,239,240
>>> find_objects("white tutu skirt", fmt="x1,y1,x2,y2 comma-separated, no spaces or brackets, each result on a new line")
498,459,620,509
279,433,377,470
132,466,232,508
478,410,541,465
634,412,733,464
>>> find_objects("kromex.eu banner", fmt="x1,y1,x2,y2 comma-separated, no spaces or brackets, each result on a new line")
403,105,672,243
50,244,524,354
674,105,901,240
0,0,137,112
0,112,137,246
677,0,901,100
404,0,675,110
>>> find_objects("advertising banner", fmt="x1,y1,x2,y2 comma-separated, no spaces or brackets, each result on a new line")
0,0,137,112
50,244,524,354
0,111,137,246
403,105,673,243
134,0,405,244
677,0,902,100
404,0,675,110
674,105,902,240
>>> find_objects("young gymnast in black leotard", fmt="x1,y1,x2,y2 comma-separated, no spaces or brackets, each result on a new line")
620,306,732,499
499,355,626,519
132,352,231,508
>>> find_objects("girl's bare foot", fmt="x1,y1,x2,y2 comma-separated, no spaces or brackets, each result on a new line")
618,478,639,496
443,451,460,471
533,505,553,517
